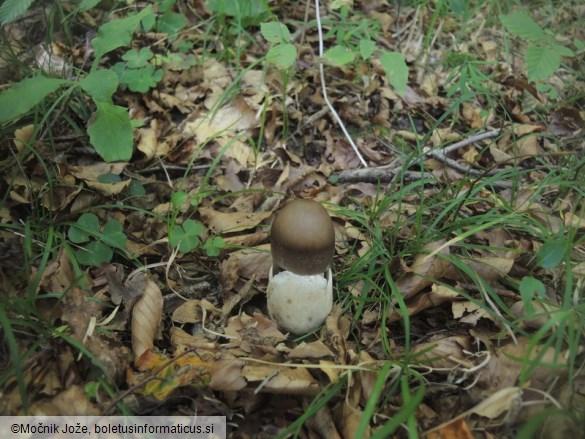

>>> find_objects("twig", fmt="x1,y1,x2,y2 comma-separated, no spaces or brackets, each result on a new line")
435,129,501,156
335,129,512,188
314,0,368,167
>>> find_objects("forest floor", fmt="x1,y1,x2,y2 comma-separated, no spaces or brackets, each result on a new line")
1,0,584,438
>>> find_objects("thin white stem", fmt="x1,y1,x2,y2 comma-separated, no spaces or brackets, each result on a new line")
314,0,368,167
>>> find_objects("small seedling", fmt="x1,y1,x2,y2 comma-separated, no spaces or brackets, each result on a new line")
500,11,575,96
68,213,128,266
261,22,297,69
169,219,205,253
169,192,226,256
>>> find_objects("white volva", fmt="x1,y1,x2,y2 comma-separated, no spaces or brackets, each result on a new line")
267,267,333,334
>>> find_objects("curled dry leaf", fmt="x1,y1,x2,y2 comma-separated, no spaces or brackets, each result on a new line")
241,364,320,395
469,387,523,422
131,274,163,362
395,240,453,300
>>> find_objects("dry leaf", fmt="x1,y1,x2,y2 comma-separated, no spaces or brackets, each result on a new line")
131,274,163,362
242,364,320,395
200,207,272,233
469,387,523,420
395,240,453,299
427,418,474,439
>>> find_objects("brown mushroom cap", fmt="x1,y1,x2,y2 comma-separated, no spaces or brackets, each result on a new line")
270,199,335,275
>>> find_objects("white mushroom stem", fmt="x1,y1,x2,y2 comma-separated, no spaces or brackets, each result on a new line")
266,266,332,335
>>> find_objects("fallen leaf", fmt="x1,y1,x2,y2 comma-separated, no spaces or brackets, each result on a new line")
131,274,163,362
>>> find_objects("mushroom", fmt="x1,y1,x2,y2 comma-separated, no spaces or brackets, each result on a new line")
267,199,335,334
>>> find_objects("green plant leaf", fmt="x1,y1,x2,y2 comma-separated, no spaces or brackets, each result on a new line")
536,239,567,269
0,76,69,124
551,44,574,57
323,45,355,67
526,44,561,82
79,69,118,102
379,51,408,96
122,48,153,68
0,0,35,26
206,0,270,21
122,65,164,92
77,0,101,12
203,236,225,257
500,12,544,42
68,213,100,244
266,43,297,69
519,276,546,301
156,10,188,36
169,220,203,253
127,179,146,197
87,101,133,162
101,219,127,250
182,219,204,238
97,173,122,184
359,38,376,60
91,6,153,61
171,191,189,208
261,22,291,43
162,52,198,71
75,241,113,266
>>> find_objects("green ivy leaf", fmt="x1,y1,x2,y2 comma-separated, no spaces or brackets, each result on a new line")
87,101,133,162
500,12,544,42
323,45,355,67
0,76,69,124
261,22,291,43
379,51,408,96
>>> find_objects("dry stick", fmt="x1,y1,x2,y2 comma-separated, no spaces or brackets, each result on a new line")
336,129,513,188
314,0,368,168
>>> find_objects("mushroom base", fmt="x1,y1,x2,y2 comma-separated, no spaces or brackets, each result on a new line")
266,266,333,335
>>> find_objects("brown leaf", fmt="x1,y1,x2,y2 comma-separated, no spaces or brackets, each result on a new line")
28,385,100,416
131,274,163,362
427,418,474,439
288,340,335,359
395,240,453,299
241,364,320,395
210,359,247,391
200,207,272,233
